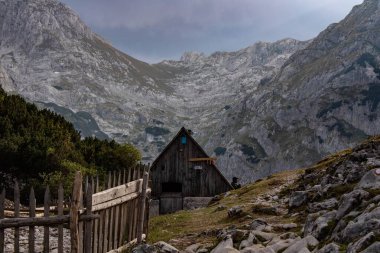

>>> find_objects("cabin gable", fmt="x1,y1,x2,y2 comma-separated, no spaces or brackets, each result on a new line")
150,128,232,214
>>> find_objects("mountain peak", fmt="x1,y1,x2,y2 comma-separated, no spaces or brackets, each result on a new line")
180,51,206,63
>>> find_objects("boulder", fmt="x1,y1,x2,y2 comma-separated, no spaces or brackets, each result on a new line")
336,190,369,220
280,223,298,230
250,219,268,231
315,243,340,253
211,236,234,253
228,206,243,218
356,169,380,190
331,219,347,241
184,244,202,253
252,205,279,215
279,232,298,240
267,238,299,253
215,205,227,212
132,244,156,253
211,247,239,253
231,229,249,243
240,245,275,253
347,232,376,253
133,242,179,253
361,242,380,253
250,230,277,243
153,241,179,253
307,198,338,213
304,211,336,240
368,195,380,205
239,232,258,250
366,158,380,168
282,235,318,253
341,207,380,242
289,191,308,208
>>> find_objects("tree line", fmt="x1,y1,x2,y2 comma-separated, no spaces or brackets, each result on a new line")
0,86,140,200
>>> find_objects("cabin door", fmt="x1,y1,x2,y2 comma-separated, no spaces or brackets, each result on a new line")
160,193,183,214
160,182,183,214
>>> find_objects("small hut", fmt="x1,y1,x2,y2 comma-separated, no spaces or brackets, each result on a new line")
150,127,232,214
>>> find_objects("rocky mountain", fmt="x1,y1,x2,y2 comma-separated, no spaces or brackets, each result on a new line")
144,135,380,253
0,0,379,182
0,0,175,140
205,0,380,181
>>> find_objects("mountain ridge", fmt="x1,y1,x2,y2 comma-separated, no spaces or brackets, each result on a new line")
0,0,379,182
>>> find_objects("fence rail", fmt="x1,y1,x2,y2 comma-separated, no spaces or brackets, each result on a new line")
0,164,150,253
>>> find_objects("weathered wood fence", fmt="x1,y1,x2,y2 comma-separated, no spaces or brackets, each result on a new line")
0,164,150,253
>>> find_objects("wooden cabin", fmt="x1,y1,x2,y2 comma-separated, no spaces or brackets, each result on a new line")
150,127,233,214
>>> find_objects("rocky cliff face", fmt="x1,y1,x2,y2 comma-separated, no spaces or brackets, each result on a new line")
0,0,379,182
207,0,380,181
0,0,174,140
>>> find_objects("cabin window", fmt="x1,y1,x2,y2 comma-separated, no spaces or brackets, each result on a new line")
181,135,187,144
162,182,182,193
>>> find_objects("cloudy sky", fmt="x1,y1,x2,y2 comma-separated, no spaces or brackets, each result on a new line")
59,0,363,63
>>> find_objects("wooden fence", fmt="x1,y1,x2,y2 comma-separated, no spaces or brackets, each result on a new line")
0,164,150,253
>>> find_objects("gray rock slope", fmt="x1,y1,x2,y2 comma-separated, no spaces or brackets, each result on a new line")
206,0,380,181
0,0,379,182
136,136,380,252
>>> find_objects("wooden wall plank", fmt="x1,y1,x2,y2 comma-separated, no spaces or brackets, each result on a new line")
43,186,50,253
118,202,125,246
92,180,142,206
79,188,84,253
113,172,122,248
14,181,20,253
28,188,36,253
0,188,4,252
103,207,110,252
92,209,99,253
127,200,133,242
58,184,64,253
108,206,114,251
97,210,104,253
84,183,92,253
70,172,83,253
137,172,149,243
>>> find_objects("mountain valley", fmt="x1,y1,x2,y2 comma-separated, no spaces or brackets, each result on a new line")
0,0,379,182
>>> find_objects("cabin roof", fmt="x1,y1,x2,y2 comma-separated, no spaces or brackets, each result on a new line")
151,127,233,189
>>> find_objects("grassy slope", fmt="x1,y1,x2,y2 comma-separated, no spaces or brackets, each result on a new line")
147,141,360,250
148,169,304,249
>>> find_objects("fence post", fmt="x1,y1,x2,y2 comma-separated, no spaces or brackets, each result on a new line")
70,171,83,253
84,183,93,253
137,172,149,243
29,187,36,253
43,186,50,253
58,184,64,253
0,188,4,252
14,180,20,253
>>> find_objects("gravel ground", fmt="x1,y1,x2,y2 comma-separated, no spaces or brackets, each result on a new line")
4,227,71,253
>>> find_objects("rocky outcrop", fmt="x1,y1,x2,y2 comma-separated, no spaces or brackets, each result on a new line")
209,0,380,181
140,136,380,252
287,136,380,250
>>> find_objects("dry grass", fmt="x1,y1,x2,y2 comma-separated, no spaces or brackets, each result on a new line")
148,168,303,249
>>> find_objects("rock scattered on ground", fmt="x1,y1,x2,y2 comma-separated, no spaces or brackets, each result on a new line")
137,136,380,253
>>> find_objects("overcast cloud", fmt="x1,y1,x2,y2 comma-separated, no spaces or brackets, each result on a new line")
59,0,363,63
